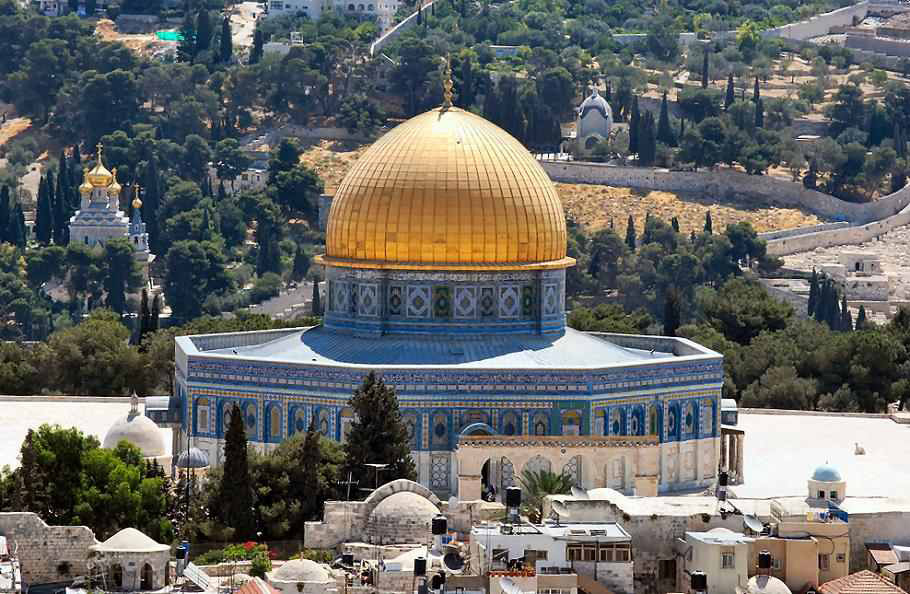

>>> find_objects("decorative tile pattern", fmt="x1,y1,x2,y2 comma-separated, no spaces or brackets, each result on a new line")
543,283,560,316
407,286,431,318
499,286,520,319
454,287,478,319
501,411,520,436
433,286,452,318
403,414,417,447
521,285,535,318
431,454,450,490
358,283,379,317
563,455,581,487
388,285,403,316
332,282,349,314
480,287,496,318
501,457,516,488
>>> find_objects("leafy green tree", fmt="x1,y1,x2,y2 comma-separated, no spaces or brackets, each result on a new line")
698,278,793,344
212,405,255,539
344,371,416,494
195,9,213,55
518,469,573,523
291,248,311,282
178,14,197,63
567,303,654,334
103,237,143,314
664,287,681,336
26,245,66,289
182,134,212,184
47,310,142,395
0,185,10,244
8,39,71,123
740,365,817,409
163,240,231,320
856,304,868,330
391,36,439,116
214,139,250,192
337,95,386,135
725,73,735,110
270,164,323,224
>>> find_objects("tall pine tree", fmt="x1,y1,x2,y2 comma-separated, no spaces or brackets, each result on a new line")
311,277,321,316
0,185,10,244
344,372,416,492
638,111,657,166
704,211,713,234
53,160,68,244
841,294,852,331
755,97,764,128
808,268,819,316
8,203,26,248
195,9,212,55
142,156,162,254
215,405,256,538
249,28,263,65
725,73,735,110
753,76,761,103
701,48,709,89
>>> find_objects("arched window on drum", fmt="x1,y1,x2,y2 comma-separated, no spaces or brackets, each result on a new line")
561,410,581,436
194,398,211,434
593,409,605,435
265,403,282,441
500,411,520,436
340,408,355,443
532,412,549,436
243,401,258,440
648,404,659,436
289,406,307,435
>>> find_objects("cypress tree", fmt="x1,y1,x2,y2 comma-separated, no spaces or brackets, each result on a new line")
808,268,818,316
250,28,263,65
657,92,675,146
642,211,653,245
639,111,657,166
679,117,685,141
690,229,697,243
72,143,82,167
629,96,641,155
671,216,680,233
151,293,161,331
138,289,150,346
663,288,681,337
217,180,227,202
8,203,26,248
13,430,48,515
725,73,735,110
704,211,713,234
312,277,321,316
216,405,255,538
177,13,197,63
219,16,232,64
35,176,53,245
0,185,10,244
54,163,68,244
841,294,852,331
856,305,868,330
195,9,212,55
142,156,162,254
755,97,764,129
701,48,709,89
625,215,636,251
753,76,760,103
344,372,417,490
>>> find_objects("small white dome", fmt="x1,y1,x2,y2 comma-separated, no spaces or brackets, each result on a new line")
103,395,166,457
747,575,792,594
271,559,330,583
811,464,842,482
367,491,440,544
92,528,169,553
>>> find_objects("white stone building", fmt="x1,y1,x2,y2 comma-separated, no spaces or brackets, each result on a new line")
682,528,753,594
572,88,613,157
264,0,402,31
88,528,170,591
471,521,634,594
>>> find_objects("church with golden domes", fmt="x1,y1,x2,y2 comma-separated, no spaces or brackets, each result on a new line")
171,93,724,499
70,145,153,275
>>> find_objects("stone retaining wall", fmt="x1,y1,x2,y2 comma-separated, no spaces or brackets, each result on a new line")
540,161,910,225
0,512,98,586
763,1,870,41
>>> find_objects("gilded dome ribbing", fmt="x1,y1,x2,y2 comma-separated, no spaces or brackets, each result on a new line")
321,107,572,271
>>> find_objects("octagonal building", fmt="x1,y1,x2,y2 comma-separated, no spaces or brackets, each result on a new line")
172,102,723,498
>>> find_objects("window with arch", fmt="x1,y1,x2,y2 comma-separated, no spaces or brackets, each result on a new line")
269,404,281,439
702,399,714,435
501,412,519,436
562,410,581,436
630,409,641,435
683,402,695,434
317,409,331,438
432,413,448,447
290,407,307,435
222,401,239,434
532,413,548,435
668,405,678,438
111,564,123,589
649,405,659,435
195,397,210,433
610,409,622,435
244,401,257,438
594,410,605,435
403,414,417,447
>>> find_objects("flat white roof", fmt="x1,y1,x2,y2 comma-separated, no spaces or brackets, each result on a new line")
687,529,753,545
0,397,172,470
472,522,630,541
736,410,910,499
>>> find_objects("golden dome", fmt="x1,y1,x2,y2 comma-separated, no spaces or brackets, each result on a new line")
132,185,142,209
108,168,122,194
86,144,114,188
321,107,572,271
79,168,93,194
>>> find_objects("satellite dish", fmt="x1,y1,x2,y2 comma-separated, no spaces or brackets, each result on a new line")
442,552,464,574
743,515,764,534
571,486,589,499
552,500,571,519
499,577,524,594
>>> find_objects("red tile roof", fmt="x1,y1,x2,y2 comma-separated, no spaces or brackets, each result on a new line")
820,570,908,594
235,577,281,594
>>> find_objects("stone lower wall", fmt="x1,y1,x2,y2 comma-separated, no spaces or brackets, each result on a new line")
0,512,99,586
573,561,634,594
846,33,910,57
540,161,910,225
763,1,869,41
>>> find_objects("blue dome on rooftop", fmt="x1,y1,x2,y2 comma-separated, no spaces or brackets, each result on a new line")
811,464,842,482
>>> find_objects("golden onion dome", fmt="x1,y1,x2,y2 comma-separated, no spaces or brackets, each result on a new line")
86,144,114,188
132,185,142,209
321,107,572,271
108,168,122,194
79,168,93,194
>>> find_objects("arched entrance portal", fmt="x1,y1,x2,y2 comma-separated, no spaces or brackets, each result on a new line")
141,563,153,590
481,456,517,501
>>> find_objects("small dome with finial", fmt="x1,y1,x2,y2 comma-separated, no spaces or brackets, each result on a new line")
108,167,122,194
86,143,114,188
132,185,142,210
79,167,93,194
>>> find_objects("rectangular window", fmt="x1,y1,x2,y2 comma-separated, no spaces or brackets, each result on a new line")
830,491,838,499
599,546,613,562
722,552,735,569
836,553,846,563
567,545,583,562
819,554,830,570
818,490,826,499
772,559,782,570
659,559,676,580
583,545,597,562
